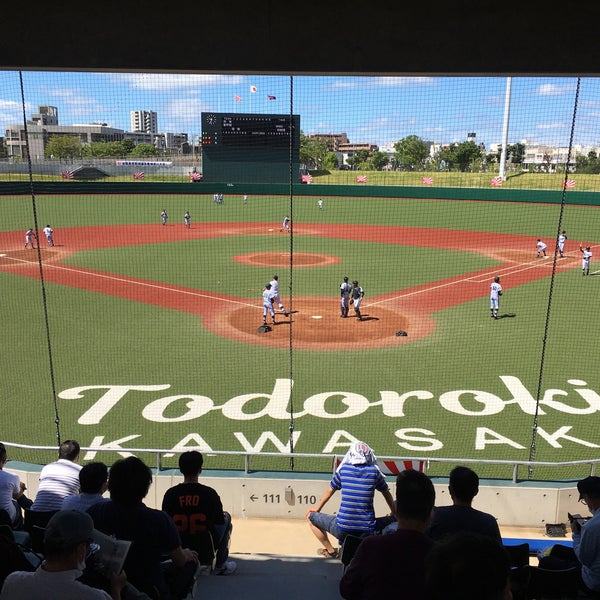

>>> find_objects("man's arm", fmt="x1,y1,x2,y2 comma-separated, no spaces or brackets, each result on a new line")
306,486,335,517
381,487,396,517
170,545,198,568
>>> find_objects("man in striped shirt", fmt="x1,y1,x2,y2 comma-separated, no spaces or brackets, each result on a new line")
30,440,82,512
306,441,396,558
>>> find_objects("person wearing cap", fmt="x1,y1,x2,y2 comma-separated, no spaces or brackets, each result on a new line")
538,476,600,594
269,274,288,317
350,280,365,321
262,282,277,326
0,509,126,599
340,276,352,317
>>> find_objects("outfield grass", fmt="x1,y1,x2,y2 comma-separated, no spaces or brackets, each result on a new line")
1,192,599,479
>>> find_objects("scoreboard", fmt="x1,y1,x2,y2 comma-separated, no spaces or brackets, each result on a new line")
201,112,300,183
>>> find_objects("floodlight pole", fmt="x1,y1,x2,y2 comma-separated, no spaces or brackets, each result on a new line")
499,76,512,181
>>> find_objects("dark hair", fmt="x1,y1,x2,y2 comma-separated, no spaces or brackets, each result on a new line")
108,456,152,505
79,462,108,494
178,451,203,476
449,466,479,503
395,469,435,521
426,531,510,600
58,440,80,461
0,442,6,462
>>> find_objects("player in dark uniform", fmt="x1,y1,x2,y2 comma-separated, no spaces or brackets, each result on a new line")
351,280,365,321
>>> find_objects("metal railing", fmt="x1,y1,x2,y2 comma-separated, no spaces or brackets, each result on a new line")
3,440,598,483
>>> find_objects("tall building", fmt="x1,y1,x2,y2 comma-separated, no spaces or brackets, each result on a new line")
130,110,158,134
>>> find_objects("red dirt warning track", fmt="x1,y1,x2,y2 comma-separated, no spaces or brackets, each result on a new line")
0,223,579,350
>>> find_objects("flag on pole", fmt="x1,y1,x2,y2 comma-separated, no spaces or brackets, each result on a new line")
301,174,313,183
189,172,202,181
356,175,368,183
422,176,433,185
234,95,242,102
267,95,276,100
61,170,74,179
250,85,257,93
490,176,503,186
133,171,145,180
563,179,576,188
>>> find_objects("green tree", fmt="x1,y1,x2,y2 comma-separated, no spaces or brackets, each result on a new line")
45,135,83,160
508,143,525,164
122,138,136,154
322,151,338,170
369,151,389,171
394,135,429,170
83,141,126,158
129,143,158,157
438,141,483,172
347,149,371,170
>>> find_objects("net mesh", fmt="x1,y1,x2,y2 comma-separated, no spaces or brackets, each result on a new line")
1,71,599,479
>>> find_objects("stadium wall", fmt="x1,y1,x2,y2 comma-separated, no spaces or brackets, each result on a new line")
2,181,600,206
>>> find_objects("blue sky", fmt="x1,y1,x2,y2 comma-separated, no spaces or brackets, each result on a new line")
1,72,598,150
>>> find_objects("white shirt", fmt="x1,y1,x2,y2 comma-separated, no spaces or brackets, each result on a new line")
31,459,82,512
490,281,502,299
269,279,280,294
0,567,112,599
43,227,53,238
0,468,21,522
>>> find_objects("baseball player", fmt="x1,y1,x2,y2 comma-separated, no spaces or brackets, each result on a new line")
184,211,191,229
269,275,288,316
340,276,352,317
536,239,548,258
262,283,277,325
43,225,54,246
161,209,168,226
489,276,503,319
280,216,290,233
557,230,567,257
24,228,36,249
580,244,592,275
350,280,365,321
317,199,323,210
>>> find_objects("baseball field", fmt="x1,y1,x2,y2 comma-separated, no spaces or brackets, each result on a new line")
1,190,599,480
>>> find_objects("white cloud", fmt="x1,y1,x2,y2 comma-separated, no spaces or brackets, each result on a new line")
105,73,244,90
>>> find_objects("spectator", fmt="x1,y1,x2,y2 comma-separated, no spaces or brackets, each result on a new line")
0,509,126,599
426,465,502,543
425,530,512,600
538,476,600,595
162,451,236,575
31,440,82,512
306,441,396,558
339,469,436,600
87,457,198,599
61,462,109,513
0,442,32,529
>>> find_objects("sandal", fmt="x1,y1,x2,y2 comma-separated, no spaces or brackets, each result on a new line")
317,547,340,559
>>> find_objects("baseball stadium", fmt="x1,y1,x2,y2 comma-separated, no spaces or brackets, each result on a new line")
1,71,600,498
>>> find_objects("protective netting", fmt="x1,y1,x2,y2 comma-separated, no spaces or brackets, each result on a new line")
1,72,600,479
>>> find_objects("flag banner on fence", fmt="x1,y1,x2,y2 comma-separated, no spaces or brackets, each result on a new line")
234,95,242,102
301,174,313,183
422,176,433,185
133,171,145,180
189,172,202,181
356,175,368,183
250,85,257,93
563,179,576,188
267,95,276,100
61,170,74,179
334,458,426,474
490,176,503,186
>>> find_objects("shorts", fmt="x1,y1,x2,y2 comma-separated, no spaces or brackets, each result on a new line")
308,511,392,542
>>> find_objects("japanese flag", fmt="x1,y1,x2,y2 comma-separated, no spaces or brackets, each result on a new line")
250,85,257,93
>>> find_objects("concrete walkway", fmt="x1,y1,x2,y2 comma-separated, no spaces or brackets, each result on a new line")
190,517,551,599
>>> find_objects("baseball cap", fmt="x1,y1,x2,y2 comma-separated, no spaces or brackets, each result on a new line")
577,476,600,500
44,510,94,551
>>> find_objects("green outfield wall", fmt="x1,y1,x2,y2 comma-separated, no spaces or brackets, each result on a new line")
2,181,600,206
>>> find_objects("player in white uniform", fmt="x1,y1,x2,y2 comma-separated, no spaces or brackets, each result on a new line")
340,276,352,317
269,275,287,315
489,275,503,319
317,199,323,210
350,280,365,321
161,209,168,225
558,230,567,257
262,283,276,325
24,228,36,249
536,239,548,258
280,216,290,233
184,211,191,229
580,244,592,275
43,225,54,246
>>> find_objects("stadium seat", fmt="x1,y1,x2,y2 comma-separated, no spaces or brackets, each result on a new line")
527,565,580,599
340,534,366,571
505,542,531,567
180,530,217,573
23,509,57,554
